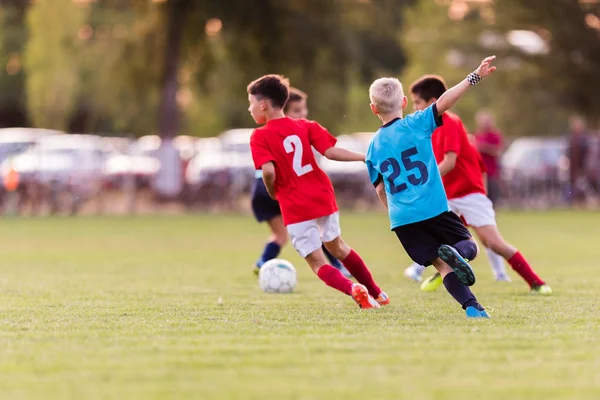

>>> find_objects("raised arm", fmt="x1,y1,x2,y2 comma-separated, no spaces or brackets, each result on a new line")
436,56,497,115
324,147,366,162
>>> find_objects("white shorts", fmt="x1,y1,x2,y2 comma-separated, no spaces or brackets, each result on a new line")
287,212,341,258
448,193,496,228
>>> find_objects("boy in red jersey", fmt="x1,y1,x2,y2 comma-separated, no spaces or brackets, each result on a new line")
247,74,388,308
251,88,350,278
404,75,551,295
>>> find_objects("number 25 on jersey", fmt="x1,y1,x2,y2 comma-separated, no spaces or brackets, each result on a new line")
284,135,313,177
381,147,429,194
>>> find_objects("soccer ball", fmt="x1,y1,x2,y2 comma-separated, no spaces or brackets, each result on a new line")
258,259,297,293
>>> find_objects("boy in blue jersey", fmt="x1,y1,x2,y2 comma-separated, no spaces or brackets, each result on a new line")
365,56,497,318
251,88,350,277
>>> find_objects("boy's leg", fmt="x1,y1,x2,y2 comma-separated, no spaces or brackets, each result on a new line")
319,212,385,302
452,193,548,290
255,216,287,268
323,236,382,299
288,217,379,308
322,244,352,278
474,224,548,290
252,179,286,271
484,246,510,281
433,258,488,317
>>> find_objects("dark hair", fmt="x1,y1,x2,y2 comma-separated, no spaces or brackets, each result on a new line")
409,75,448,102
247,74,290,109
284,87,308,112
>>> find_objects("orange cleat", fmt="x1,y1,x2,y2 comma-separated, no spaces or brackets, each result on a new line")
375,291,390,306
351,283,380,309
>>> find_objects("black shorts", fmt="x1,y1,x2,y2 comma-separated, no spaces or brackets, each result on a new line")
251,178,281,222
393,211,471,267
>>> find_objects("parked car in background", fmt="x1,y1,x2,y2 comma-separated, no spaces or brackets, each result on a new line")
0,128,61,165
501,137,568,205
185,129,254,208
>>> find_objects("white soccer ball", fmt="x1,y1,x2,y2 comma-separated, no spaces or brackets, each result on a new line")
258,259,297,293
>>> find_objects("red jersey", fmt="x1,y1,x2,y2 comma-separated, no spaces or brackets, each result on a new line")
250,117,338,225
475,130,503,178
432,112,486,199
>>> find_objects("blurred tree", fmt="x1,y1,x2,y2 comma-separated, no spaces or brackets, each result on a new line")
401,0,600,135
494,0,600,127
24,0,87,131
0,0,28,127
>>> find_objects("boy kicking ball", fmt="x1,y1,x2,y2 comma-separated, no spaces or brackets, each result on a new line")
248,74,388,309
366,56,499,318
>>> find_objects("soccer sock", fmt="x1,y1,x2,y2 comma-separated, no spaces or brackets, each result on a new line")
454,239,478,261
443,272,483,311
257,241,281,267
485,247,508,279
508,251,545,287
317,264,353,295
323,245,342,269
410,262,426,276
341,250,381,298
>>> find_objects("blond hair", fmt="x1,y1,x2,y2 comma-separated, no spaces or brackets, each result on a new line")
369,77,404,115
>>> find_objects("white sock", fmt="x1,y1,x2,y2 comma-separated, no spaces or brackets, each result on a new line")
484,247,508,279
411,262,426,276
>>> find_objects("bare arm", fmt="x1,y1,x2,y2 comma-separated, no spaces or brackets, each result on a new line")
323,147,365,162
261,162,277,200
375,181,388,210
438,152,457,177
436,56,497,116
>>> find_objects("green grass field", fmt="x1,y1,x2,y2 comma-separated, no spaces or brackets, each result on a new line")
0,211,599,399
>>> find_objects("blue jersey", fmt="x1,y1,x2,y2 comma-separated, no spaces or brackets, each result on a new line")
366,104,449,229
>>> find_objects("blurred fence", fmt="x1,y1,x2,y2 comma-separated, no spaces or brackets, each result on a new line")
0,128,598,217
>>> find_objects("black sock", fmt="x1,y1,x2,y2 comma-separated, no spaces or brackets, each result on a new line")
454,239,478,261
257,241,281,267
443,272,483,310
322,245,342,269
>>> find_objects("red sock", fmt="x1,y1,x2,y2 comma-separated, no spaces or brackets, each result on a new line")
342,250,381,298
317,265,353,295
508,251,545,287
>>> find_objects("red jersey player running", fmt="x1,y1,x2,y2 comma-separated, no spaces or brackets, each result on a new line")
247,74,389,308
404,75,551,295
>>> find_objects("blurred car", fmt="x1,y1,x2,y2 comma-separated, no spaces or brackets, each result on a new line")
1,134,107,190
501,137,568,199
0,128,62,165
185,129,254,207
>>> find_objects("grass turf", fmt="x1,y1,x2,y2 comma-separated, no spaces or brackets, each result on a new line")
0,211,599,399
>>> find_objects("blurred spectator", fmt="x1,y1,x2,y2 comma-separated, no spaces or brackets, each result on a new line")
474,110,504,204
567,116,590,204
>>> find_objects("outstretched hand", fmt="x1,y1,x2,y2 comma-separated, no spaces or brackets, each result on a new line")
475,56,497,77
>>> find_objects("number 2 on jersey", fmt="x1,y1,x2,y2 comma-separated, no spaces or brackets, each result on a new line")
381,147,429,194
283,135,313,176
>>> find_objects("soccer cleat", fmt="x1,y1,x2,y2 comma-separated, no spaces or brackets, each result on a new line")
351,283,380,309
253,265,260,276
438,245,476,286
531,284,552,295
465,306,491,319
375,291,390,306
420,272,443,292
404,264,424,282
